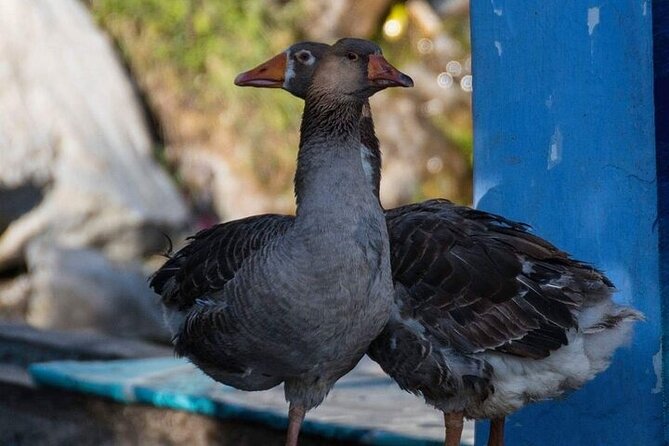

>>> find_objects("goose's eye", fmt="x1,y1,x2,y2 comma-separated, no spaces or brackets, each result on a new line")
346,52,358,61
296,51,312,64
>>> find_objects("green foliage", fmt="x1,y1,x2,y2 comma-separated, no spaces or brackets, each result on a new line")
430,113,473,161
89,0,307,197
87,0,474,206
91,0,302,74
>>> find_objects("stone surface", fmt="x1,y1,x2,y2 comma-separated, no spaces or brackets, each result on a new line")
24,244,169,341
0,276,31,321
371,91,471,207
0,0,190,337
0,322,171,367
0,0,189,268
303,0,393,40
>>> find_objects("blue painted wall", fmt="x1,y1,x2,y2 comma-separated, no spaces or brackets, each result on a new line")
470,1,662,445
652,0,669,442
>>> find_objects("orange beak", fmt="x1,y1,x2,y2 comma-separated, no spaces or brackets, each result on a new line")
367,54,413,88
234,52,287,88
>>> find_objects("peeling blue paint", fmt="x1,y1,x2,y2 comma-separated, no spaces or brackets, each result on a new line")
494,41,502,56
491,0,502,16
587,7,600,35
547,126,562,170
653,345,662,395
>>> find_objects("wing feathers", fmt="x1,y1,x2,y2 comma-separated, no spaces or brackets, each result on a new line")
387,200,611,359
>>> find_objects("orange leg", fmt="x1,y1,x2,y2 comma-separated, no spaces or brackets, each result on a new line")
444,411,465,446
285,404,306,446
487,417,505,446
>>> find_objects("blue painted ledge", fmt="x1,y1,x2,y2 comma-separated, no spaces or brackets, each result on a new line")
29,357,464,446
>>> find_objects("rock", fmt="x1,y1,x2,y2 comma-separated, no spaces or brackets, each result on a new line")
303,0,393,40
371,91,472,206
0,184,44,235
25,242,169,342
0,276,31,322
0,0,189,269
0,0,190,339
177,148,289,221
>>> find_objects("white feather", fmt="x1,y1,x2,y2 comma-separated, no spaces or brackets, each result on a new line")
461,299,638,419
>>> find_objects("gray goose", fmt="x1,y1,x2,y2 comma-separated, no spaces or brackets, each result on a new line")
152,39,412,446
230,42,643,446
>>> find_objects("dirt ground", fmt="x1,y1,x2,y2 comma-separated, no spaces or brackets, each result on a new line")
0,382,362,446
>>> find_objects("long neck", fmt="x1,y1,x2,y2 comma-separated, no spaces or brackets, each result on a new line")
360,101,382,200
299,91,360,144
294,91,376,218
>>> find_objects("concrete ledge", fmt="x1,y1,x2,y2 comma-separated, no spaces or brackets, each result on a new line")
0,323,171,368
29,357,454,446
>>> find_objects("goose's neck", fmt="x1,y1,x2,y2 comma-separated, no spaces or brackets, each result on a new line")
295,93,377,218
299,92,361,143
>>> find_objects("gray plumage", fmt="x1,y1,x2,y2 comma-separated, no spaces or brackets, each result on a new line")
156,39,403,417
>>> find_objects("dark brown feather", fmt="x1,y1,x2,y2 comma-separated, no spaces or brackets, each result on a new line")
149,214,293,310
383,199,610,359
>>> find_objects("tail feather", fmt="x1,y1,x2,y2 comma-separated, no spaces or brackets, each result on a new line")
583,306,644,334
148,233,178,296
581,303,644,375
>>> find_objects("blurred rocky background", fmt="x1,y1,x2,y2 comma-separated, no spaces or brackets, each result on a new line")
0,0,472,341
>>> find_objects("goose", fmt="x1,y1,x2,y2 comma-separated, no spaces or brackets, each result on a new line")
229,41,644,446
151,39,413,446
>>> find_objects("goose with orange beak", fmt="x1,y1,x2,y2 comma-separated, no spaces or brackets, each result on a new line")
154,39,413,446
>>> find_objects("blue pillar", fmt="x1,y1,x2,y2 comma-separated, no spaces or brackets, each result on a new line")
470,1,664,445
653,0,669,442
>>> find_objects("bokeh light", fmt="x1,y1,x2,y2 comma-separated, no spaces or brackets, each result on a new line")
417,38,434,54
427,156,444,173
460,75,473,92
383,19,403,39
437,72,454,88
446,60,462,76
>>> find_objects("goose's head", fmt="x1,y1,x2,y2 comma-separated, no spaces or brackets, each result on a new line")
234,42,329,99
234,39,412,100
